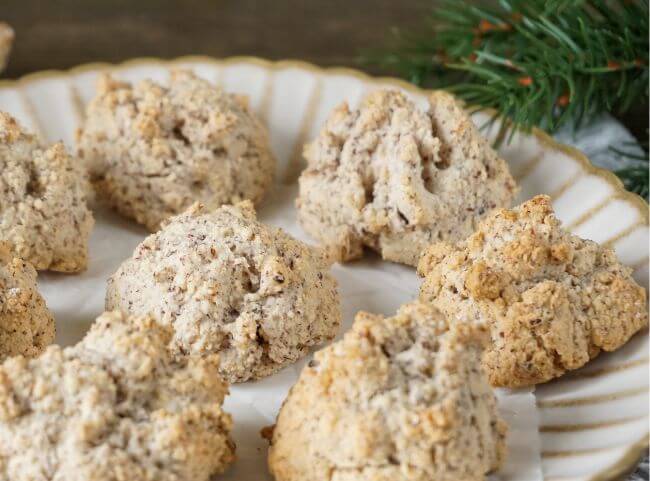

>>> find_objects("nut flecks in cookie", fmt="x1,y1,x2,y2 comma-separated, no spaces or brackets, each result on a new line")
0,311,235,481
268,301,507,481
296,89,517,266
0,112,94,272
419,195,649,388
77,70,276,231
0,242,55,361
106,201,341,383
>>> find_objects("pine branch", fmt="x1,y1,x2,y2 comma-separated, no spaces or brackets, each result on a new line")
611,139,649,198
364,0,649,196
615,164,649,198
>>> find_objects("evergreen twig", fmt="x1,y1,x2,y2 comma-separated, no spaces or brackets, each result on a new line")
365,0,649,197
611,139,649,198
615,164,649,198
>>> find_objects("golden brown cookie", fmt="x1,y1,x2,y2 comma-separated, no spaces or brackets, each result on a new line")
297,89,517,266
0,112,94,272
0,311,235,481
77,70,276,231
267,301,506,481
419,195,648,388
106,201,341,383
0,242,54,361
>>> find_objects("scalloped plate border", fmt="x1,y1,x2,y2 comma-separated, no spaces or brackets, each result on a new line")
0,55,647,481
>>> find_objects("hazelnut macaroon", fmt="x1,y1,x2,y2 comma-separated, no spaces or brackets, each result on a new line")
419,195,648,388
267,301,507,481
0,311,235,481
106,201,341,383
0,112,94,272
0,242,55,361
297,89,517,266
77,70,276,231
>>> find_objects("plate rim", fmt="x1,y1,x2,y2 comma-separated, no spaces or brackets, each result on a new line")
0,54,647,481
2,54,648,220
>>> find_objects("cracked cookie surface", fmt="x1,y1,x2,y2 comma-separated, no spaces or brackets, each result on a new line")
297,89,517,266
0,112,94,272
267,301,506,481
77,70,275,231
0,310,235,481
419,195,648,388
106,201,340,383
0,242,54,361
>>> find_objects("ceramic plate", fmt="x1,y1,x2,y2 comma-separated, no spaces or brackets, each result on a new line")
0,57,647,481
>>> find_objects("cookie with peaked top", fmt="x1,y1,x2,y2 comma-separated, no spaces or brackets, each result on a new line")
0,112,94,272
418,195,648,388
77,70,275,231
0,242,54,361
106,201,340,383
0,310,235,481
297,89,517,266
267,301,506,481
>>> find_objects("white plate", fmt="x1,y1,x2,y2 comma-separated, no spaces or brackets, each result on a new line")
0,56,647,481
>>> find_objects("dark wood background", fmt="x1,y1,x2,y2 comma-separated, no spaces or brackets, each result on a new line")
2,0,646,139
3,0,428,76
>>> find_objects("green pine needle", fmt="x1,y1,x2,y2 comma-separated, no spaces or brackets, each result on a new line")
615,164,649,198
611,141,649,199
364,0,649,197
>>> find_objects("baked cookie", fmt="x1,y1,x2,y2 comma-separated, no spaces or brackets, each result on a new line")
0,23,12,73
0,242,54,361
0,311,235,481
77,70,276,231
267,301,506,481
419,195,648,388
106,201,341,383
0,112,94,272
297,89,517,266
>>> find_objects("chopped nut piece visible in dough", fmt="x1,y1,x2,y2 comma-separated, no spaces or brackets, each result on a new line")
0,23,13,73
419,195,649,388
297,89,517,266
77,70,276,231
0,112,94,272
0,311,235,481
106,201,341,383
0,242,54,361
268,301,507,481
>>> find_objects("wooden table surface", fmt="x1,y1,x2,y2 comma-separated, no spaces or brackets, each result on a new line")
2,0,647,139
3,0,429,77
